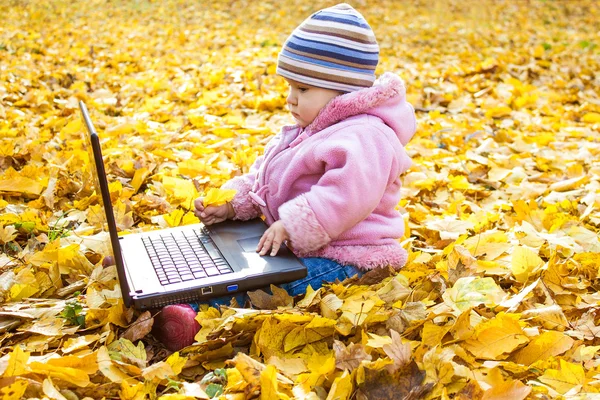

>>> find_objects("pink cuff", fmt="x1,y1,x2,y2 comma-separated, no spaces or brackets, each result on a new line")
278,195,331,253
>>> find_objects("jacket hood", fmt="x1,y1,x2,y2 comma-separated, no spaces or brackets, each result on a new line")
303,72,417,146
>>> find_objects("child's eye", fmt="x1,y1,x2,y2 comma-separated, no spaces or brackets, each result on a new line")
298,87,308,93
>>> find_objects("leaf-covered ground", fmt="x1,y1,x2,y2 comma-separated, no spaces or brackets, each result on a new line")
1,0,599,399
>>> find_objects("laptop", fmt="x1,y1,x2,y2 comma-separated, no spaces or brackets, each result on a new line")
79,101,307,310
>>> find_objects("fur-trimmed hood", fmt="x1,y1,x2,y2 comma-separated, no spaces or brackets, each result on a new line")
303,72,417,146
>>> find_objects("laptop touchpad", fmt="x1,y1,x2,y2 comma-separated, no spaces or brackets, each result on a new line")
237,236,262,252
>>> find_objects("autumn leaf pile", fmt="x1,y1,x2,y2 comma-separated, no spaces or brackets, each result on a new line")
1,0,599,398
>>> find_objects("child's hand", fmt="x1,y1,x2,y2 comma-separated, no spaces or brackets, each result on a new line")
257,221,289,256
194,197,234,225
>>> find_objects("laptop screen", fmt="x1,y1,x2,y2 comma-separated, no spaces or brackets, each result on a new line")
79,101,133,307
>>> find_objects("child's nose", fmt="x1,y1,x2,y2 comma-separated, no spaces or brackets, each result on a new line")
287,90,297,105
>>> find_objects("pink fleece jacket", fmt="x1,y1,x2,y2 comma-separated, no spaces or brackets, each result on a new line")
222,72,416,270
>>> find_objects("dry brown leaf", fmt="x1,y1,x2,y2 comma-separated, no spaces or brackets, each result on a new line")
119,311,154,342
334,340,372,371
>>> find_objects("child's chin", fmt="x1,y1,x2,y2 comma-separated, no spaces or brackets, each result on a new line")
294,118,307,127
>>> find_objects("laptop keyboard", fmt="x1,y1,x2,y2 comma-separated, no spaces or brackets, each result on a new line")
142,227,233,286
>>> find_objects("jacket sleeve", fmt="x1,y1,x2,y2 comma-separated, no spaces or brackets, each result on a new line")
278,124,401,253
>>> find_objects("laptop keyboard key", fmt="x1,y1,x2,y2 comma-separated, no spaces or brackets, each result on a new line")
204,267,219,276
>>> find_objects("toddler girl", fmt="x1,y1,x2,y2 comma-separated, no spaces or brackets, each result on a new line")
153,3,416,351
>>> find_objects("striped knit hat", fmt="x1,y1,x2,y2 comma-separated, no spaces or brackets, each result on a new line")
276,3,379,93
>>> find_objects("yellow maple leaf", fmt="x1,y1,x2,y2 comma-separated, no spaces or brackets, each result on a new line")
226,366,249,392
510,245,544,283
166,352,187,375
283,316,336,352
131,167,151,192
442,276,506,313
422,322,452,347
0,379,29,400
29,361,90,387
320,293,343,319
61,334,102,354
0,175,44,197
9,267,39,301
3,345,30,377
46,352,98,376
326,370,353,400
162,176,198,209
97,347,132,384
260,364,290,400
481,368,531,400
266,356,307,380
120,380,147,400
538,359,585,394
295,352,336,392
178,159,207,177
203,187,237,207
463,312,529,359
365,332,393,349
512,331,574,365
254,317,299,360
164,208,185,227
57,243,95,275
142,361,175,382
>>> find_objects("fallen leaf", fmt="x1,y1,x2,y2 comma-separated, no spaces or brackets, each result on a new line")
120,311,154,342
464,313,529,359
203,188,237,206
248,285,293,309
42,377,68,400
512,330,574,365
538,359,585,394
382,330,411,370
2,345,29,377
260,364,290,400
334,340,372,371
325,370,353,400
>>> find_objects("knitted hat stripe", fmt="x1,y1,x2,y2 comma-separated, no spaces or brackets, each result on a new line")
282,48,375,72
297,25,378,49
276,3,379,92
303,18,375,38
300,25,376,46
313,12,371,29
278,56,374,83
276,67,370,93
286,36,379,64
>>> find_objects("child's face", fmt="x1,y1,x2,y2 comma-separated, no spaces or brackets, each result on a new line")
284,78,342,127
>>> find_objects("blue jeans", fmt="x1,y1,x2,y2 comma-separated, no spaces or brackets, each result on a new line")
192,258,363,309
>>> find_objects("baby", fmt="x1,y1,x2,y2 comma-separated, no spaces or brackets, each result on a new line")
153,3,416,351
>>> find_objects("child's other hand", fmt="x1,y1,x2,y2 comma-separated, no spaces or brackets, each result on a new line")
194,197,234,225
257,221,289,256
